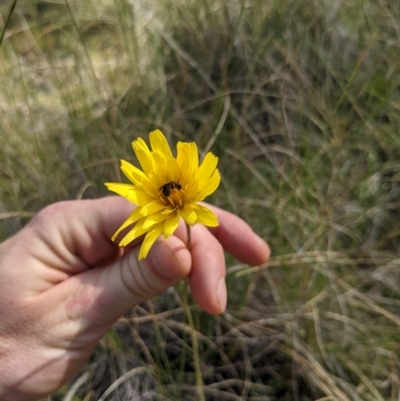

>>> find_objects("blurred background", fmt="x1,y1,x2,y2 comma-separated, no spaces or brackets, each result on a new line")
2,0,400,399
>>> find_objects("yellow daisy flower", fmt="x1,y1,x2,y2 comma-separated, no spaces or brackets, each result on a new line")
105,129,220,260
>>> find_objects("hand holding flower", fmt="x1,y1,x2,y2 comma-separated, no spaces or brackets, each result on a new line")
0,196,270,401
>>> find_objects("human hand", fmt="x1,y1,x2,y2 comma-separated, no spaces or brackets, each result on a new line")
0,197,270,401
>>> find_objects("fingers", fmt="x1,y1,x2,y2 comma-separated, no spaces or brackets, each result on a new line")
25,197,136,272
59,235,192,327
27,198,269,273
24,197,268,322
188,225,227,315
205,204,271,266
62,225,225,326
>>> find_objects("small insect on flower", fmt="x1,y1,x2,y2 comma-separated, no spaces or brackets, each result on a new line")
105,129,220,260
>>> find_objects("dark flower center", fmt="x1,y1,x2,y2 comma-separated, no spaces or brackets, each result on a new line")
158,181,183,208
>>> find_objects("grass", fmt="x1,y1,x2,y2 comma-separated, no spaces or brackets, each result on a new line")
2,0,400,399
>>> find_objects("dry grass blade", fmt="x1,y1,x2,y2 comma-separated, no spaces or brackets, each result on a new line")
97,367,150,401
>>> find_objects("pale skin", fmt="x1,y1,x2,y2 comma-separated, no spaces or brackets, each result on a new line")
0,197,270,401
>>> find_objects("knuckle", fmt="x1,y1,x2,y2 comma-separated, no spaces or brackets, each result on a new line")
29,201,71,229
120,254,158,300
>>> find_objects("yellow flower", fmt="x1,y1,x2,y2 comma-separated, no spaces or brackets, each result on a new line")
105,129,220,259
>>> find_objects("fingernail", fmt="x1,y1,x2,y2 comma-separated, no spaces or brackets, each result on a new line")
148,238,190,280
217,278,227,312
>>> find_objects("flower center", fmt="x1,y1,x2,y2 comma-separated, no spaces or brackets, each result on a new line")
158,181,184,209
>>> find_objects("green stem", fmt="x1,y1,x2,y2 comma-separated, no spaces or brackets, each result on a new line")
181,279,205,401
186,222,191,250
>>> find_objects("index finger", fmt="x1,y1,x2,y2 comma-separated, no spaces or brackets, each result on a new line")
205,204,271,266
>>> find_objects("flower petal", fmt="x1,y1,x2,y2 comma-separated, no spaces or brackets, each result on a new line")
138,223,164,260
105,183,152,206
177,142,198,171
139,199,166,216
111,207,143,241
152,150,166,166
176,142,196,190
120,159,145,185
151,155,180,184
198,152,218,180
132,138,153,174
163,213,180,238
149,129,173,160
180,206,197,226
192,204,219,227
165,157,181,182
196,169,221,200
104,182,134,196
142,212,168,229
141,173,161,196
119,217,148,246
161,206,175,215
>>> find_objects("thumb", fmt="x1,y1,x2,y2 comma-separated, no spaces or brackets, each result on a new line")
64,236,191,328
